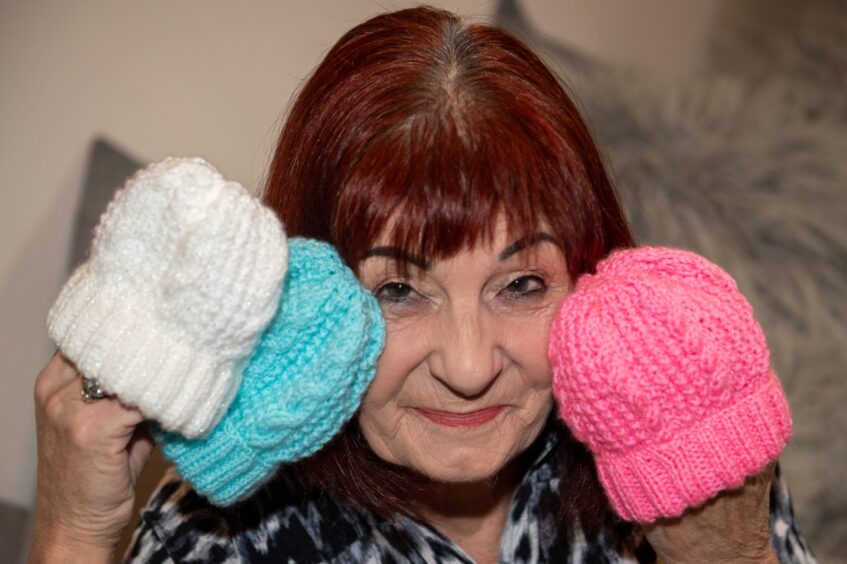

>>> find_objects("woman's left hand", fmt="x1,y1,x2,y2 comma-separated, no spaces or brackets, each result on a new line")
641,461,778,564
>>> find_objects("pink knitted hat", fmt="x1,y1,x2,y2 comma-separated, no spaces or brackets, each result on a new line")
548,246,793,523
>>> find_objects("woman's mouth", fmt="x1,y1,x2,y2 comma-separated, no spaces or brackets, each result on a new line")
413,405,506,428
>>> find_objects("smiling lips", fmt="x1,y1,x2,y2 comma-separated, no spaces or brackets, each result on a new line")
414,405,506,427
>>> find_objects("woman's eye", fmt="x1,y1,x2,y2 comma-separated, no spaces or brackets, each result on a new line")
375,282,414,302
502,275,547,298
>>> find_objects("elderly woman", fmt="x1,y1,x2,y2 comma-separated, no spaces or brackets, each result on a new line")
30,6,815,564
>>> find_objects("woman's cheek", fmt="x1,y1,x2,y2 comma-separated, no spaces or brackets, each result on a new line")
501,295,567,382
360,312,431,411
357,314,429,467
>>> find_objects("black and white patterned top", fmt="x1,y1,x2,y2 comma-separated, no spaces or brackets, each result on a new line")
126,423,817,563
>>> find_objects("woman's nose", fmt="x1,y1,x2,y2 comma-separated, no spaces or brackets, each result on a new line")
429,304,503,398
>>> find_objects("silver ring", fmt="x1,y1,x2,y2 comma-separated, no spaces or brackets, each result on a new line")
80,376,107,402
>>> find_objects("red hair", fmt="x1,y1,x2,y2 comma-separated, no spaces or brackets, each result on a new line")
262,5,638,546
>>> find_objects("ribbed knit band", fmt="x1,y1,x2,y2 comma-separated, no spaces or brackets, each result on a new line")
46,157,287,438
46,265,230,432
157,238,385,506
158,415,273,504
549,246,793,522
597,368,792,522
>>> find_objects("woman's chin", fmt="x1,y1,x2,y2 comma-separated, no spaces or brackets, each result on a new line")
399,425,537,483
359,403,551,482
362,423,515,482
409,449,510,483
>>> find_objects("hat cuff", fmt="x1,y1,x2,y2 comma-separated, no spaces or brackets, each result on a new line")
46,264,240,438
157,416,272,506
595,368,793,523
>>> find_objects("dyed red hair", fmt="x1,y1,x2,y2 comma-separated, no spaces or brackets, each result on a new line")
261,5,638,546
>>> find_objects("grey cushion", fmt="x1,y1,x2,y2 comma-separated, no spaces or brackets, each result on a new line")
68,138,142,272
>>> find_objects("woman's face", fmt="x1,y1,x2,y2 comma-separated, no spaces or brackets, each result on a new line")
355,215,572,482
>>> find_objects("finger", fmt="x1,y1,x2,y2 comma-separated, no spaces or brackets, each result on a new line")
56,372,143,417
738,461,777,495
34,349,83,403
54,376,147,443
750,461,777,504
761,460,777,482
127,422,156,482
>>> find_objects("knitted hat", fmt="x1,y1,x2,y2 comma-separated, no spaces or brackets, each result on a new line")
156,238,386,506
548,246,793,523
47,157,288,438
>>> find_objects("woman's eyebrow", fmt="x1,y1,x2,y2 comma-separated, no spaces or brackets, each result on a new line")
359,232,556,268
498,232,558,261
359,247,430,270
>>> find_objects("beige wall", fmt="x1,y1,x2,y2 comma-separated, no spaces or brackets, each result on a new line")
0,0,716,509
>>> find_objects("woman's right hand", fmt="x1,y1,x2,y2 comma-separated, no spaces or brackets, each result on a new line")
30,350,155,563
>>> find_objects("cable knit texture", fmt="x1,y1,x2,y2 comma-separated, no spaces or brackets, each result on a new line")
548,246,793,522
157,238,386,506
46,157,288,438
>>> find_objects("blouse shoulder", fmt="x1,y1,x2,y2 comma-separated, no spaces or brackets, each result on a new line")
124,466,379,564
769,462,818,563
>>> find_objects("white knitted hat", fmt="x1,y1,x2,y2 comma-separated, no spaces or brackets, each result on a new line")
47,157,288,438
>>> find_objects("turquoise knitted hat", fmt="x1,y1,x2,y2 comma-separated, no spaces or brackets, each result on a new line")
156,238,385,505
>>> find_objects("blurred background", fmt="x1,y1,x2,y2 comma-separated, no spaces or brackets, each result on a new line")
2,1,845,562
